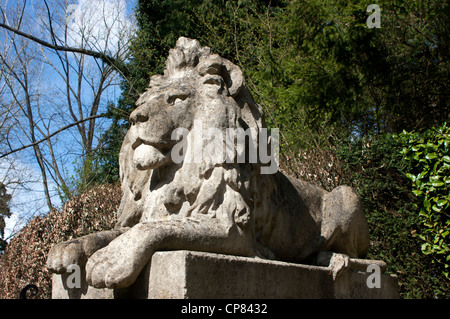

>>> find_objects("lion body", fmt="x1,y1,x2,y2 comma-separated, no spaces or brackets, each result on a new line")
47,37,369,289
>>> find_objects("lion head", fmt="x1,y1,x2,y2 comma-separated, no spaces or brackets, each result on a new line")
115,37,268,229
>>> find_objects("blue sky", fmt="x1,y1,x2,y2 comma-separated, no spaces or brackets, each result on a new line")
1,0,138,240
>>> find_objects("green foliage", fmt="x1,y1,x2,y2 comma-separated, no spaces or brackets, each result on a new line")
400,124,450,279
338,133,449,298
98,0,450,170
61,148,124,202
102,0,448,162
266,0,449,141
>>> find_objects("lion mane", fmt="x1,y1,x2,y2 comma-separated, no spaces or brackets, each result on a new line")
115,37,265,235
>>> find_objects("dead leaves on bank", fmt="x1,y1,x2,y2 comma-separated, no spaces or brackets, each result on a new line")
0,184,121,299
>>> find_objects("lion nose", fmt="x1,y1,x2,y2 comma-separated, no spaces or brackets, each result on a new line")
130,105,149,124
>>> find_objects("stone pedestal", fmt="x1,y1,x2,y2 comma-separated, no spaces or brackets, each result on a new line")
52,250,399,299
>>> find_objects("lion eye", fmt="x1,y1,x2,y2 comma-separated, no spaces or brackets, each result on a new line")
167,93,189,105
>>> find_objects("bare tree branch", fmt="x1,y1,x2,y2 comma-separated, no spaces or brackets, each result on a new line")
0,0,135,210
0,114,105,160
0,21,131,78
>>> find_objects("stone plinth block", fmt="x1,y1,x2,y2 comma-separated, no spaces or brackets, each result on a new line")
52,250,399,299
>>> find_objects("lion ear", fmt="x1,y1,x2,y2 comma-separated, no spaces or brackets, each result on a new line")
222,60,244,98
197,56,244,98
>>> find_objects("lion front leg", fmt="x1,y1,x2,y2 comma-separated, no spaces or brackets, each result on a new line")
85,217,254,289
47,229,124,274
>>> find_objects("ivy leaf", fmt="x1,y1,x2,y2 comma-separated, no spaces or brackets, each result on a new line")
432,181,444,187
423,199,432,212
421,243,432,254
412,189,423,196
417,171,428,180
406,173,416,182
432,205,441,212
437,199,448,207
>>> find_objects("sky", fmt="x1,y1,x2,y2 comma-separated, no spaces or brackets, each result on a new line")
65,0,136,56
1,0,137,241
1,158,58,240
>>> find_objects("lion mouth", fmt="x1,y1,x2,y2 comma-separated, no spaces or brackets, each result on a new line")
133,139,174,170
203,75,223,86
132,137,175,152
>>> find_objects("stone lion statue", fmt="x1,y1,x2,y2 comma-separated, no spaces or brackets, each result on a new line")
47,37,369,289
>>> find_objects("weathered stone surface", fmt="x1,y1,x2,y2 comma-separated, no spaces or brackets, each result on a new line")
52,268,114,299
52,250,399,299
47,36,377,296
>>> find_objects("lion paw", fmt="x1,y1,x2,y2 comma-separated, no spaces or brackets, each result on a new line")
328,253,350,280
315,251,350,280
47,239,87,274
85,236,144,289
